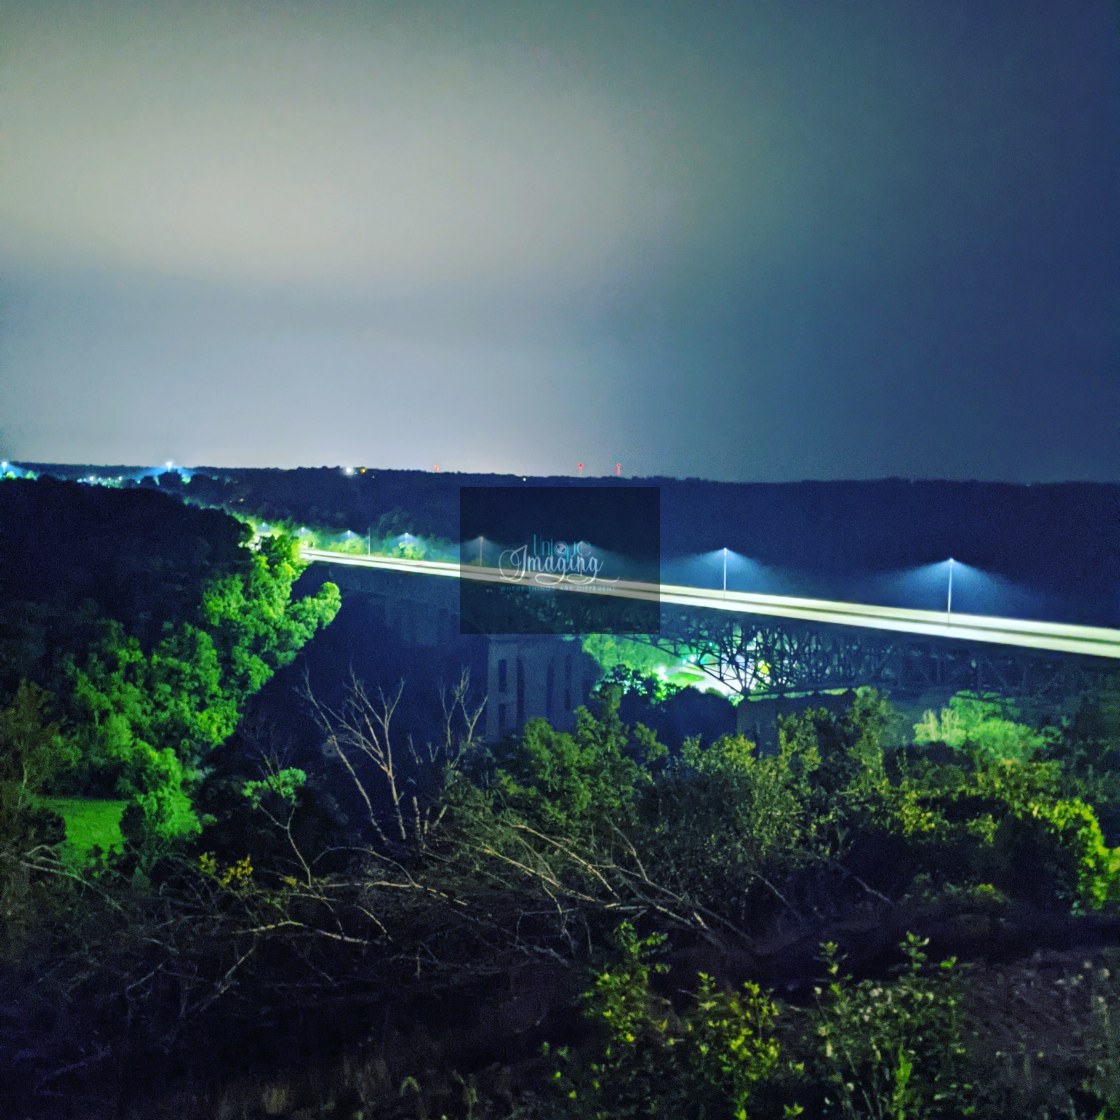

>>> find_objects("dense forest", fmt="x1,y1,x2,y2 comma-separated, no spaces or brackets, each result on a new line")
2,476,1120,1118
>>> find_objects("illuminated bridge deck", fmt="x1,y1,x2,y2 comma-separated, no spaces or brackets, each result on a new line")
302,548,1120,662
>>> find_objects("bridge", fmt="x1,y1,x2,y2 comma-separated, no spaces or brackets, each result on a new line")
302,548,1120,662
301,547,1120,724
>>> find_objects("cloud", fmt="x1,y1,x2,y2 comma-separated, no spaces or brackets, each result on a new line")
1,0,1116,480
0,1,733,291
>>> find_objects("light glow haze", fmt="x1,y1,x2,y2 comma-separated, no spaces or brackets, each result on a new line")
1,0,1117,480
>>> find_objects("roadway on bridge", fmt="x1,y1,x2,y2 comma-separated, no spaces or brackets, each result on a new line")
301,548,1120,661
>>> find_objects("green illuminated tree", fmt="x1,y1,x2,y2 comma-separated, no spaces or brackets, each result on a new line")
914,691,1053,764
68,534,340,844
0,681,73,847
494,690,663,842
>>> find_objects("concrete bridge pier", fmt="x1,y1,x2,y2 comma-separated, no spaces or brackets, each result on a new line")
485,636,597,740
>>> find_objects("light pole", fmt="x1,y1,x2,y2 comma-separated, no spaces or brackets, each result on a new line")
478,536,485,567
722,547,728,597
367,529,371,556
946,557,955,626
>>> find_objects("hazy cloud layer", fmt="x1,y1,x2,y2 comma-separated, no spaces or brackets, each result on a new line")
1,1,1117,479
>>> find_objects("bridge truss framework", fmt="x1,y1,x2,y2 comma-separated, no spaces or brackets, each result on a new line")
648,606,1117,702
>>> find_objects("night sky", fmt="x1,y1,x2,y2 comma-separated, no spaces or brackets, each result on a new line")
1,1,1117,482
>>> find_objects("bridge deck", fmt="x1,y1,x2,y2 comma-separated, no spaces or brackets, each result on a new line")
301,549,1120,661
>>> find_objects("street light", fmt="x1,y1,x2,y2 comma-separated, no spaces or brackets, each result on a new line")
478,536,485,567
722,547,728,597
946,557,955,625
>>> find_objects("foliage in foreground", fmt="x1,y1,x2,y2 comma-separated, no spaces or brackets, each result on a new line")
549,920,781,1119
5,676,1120,1117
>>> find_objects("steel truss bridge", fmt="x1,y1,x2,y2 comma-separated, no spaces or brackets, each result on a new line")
303,549,1120,701
648,609,1114,701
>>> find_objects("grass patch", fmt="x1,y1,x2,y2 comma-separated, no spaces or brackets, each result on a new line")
41,797,126,860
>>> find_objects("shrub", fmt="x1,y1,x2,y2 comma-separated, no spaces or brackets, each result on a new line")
809,934,973,1120
555,921,783,1118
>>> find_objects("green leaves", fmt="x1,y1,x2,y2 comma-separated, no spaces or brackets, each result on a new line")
201,534,340,697
0,681,75,854
494,692,650,842
559,921,782,1118
63,532,339,849
242,767,307,811
810,935,974,1119
914,692,1054,765
0,680,73,796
